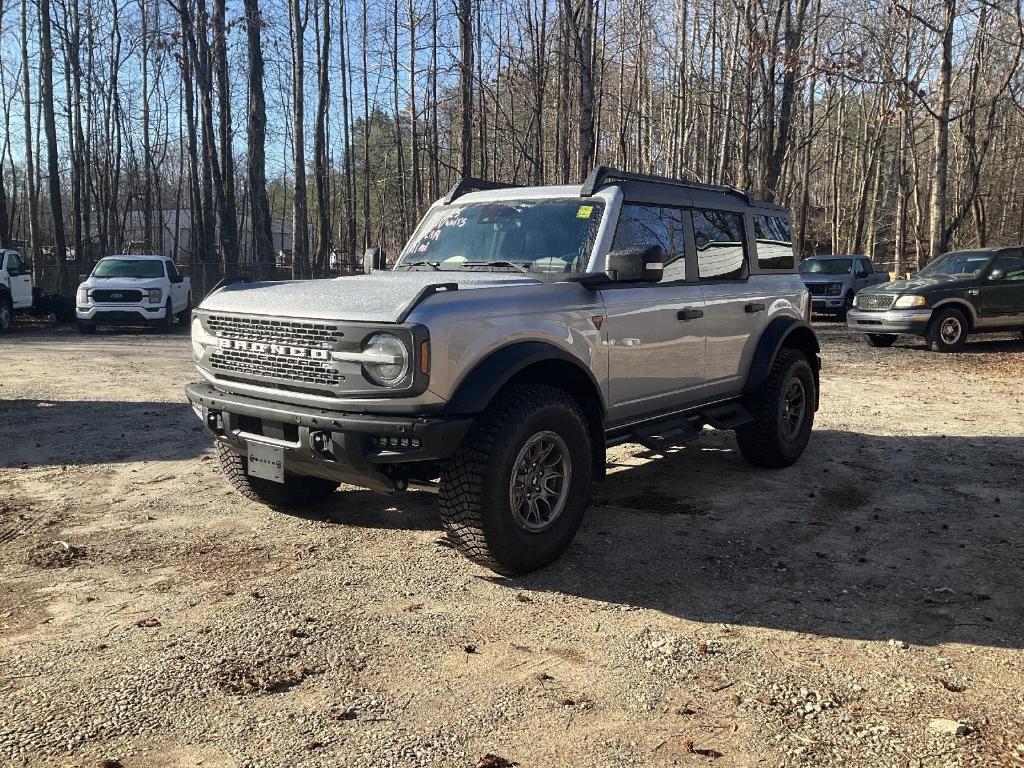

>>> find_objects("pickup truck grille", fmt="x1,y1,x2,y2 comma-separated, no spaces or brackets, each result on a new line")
856,294,896,310
206,314,342,349
92,289,143,303
209,347,341,388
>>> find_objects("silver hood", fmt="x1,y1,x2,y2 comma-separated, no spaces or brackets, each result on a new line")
198,270,541,323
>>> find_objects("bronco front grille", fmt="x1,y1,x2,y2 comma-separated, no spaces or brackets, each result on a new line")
856,294,896,310
206,314,342,349
209,347,342,388
92,289,143,303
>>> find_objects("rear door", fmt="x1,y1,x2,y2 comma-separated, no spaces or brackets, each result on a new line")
979,251,1024,321
600,203,706,425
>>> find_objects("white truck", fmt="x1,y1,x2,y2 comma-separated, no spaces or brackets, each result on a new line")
0,248,76,332
76,254,192,333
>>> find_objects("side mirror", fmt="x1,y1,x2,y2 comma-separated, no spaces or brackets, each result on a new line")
989,268,1005,281
605,244,665,283
363,247,386,273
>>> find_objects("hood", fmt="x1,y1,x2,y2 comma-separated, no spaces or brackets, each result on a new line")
863,274,973,295
198,270,541,323
82,276,165,289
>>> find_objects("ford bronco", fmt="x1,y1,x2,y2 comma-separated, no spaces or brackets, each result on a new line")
186,167,820,575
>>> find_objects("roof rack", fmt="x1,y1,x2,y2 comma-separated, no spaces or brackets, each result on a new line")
443,177,518,204
580,165,751,204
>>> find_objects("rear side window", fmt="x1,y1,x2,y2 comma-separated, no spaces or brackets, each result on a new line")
753,215,794,270
991,252,1024,280
693,209,747,280
611,204,688,282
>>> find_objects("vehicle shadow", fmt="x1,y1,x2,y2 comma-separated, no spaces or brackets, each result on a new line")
0,399,208,466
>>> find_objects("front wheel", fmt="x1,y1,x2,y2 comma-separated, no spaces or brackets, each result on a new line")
864,333,897,348
217,443,339,509
159,299,174,332
0,298,12,333
736,348,815,469
77,321,96,334
926,307,968,352
439,383,592,576
177,294,192,323
837,292,854,321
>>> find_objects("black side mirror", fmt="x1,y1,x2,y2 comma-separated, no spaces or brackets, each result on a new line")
989,268,1006,281
363,247,386,273
606,244,665,283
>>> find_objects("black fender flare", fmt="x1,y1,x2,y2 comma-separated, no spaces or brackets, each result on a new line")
445,340,604,416
744,316,821,407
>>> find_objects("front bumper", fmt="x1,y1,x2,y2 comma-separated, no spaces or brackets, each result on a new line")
185,382,472,492
77,304,167,322
811,297,847,311
847,308,932,335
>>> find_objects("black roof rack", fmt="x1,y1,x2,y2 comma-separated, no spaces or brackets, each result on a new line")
443,177,518,204
580,165,751,205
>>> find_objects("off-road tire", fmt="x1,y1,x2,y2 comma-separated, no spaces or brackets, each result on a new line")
736,348,815,469
217,443,339,510
439,383,592,576
77,321,96,334
0,297,12,333
177,294,192,324
159,299,174,332
865,333,897,348
926,307,968,352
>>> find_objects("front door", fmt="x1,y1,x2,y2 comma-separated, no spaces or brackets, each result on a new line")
6,252,33,308
600,203,706,426
165,260,187,310
980,251,1024,322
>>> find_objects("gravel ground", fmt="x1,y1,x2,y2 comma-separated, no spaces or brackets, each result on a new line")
1,319,1022,768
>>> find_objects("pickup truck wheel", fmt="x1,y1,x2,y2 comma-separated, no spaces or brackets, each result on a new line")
52,295,76,323
736,348,815,469
159,299,174,332
439,383,592,576
216,443,339,510
926,307,968,352
837,292,854,321
864,333,897,348
176,294,192,323
0,297,12,332
77,321,96,334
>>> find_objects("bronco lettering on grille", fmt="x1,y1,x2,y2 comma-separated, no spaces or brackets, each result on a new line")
218,338,329,360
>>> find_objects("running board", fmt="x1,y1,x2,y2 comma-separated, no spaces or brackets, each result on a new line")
609,401,754,454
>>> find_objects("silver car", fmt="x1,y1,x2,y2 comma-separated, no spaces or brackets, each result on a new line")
186,167,820,574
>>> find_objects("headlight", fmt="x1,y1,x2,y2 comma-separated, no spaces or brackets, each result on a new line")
852,293,860,307
826,282,843,296
147,288,162,303
76,286,89,304
191,317,216,359
362,333,410,387
893,295,927,309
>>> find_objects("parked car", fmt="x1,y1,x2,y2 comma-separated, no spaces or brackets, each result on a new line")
799,254,887,318
185,166,820,575
0,248,76,332
848,246,1024,351
76,255,192,333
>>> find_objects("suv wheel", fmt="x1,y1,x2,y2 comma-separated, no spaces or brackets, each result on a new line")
865,333,897,348
926,307,968,352
736,348,815,469
217,443,339,509
439,383,592,576
0,297,12,333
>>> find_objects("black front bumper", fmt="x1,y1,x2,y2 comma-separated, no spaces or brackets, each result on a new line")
185,382,473,492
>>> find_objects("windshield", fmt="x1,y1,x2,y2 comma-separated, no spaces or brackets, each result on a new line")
917,250,993,277
92,258,164,279
397,198,605,276
800,258,852,275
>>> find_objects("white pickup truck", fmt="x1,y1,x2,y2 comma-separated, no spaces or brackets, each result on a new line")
0,248,76,332
76,255,192,333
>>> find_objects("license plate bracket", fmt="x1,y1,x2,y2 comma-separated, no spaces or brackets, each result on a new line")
248,440,284,483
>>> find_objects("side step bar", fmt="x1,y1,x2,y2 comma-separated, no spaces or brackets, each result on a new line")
607,401,753,454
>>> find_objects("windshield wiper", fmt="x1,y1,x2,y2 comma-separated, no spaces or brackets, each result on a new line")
400,260,441,271
459,260,529,274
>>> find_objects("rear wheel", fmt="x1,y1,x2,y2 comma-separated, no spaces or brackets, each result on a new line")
0,297,12,333
926,307,968,352
864,333,897,348
217,443,339,509
439,383,592,576
736,348,815,469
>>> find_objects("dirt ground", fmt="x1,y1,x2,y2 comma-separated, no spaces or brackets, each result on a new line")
1,319,1022,768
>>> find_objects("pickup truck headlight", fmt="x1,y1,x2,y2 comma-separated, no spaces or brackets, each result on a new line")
146,288,162,303
826,282,843,296
893,295,927,309
362,333,410,387
191,317,217,359
76,286,89,304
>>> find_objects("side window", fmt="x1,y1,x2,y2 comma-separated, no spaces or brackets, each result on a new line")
991,253,1024,281
753,215,794,270
855,259,870,277
611,204,687,282
166,261,181,281
7,252,23,273
693,209,747,280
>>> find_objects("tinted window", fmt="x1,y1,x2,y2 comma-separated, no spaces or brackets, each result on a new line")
753,215,794,270
7,252,23,272
855,259,870,277
693,209,746,280
92,259,165,279
918,250,992,277
991,253,1024,281
611,204,687,282
166,261,181,281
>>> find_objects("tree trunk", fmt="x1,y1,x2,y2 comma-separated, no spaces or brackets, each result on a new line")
243,0,276,280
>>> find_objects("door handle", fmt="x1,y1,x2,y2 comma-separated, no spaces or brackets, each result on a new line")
677,307,704,321
745,302,766,314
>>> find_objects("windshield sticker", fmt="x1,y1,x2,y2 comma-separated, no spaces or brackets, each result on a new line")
577,205,594,219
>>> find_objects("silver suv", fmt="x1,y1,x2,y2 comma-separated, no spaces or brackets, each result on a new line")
186,167,820,574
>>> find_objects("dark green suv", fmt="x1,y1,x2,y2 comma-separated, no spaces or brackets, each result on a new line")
847,247,1024,352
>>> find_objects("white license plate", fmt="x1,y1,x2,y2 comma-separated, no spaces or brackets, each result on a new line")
248,440,284,483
